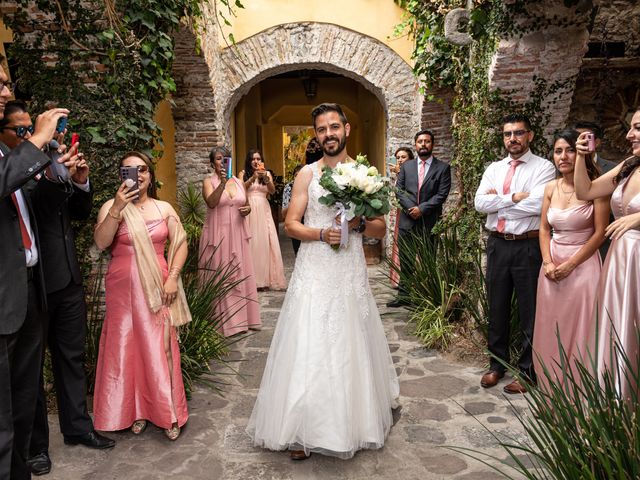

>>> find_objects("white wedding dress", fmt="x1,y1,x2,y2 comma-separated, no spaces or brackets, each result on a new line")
246,163,399,459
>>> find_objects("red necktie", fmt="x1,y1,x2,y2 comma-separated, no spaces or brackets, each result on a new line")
496,160,522,233
417,160,426,202
10,192,33,249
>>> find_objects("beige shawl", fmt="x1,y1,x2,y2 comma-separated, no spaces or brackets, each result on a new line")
121,203,192,327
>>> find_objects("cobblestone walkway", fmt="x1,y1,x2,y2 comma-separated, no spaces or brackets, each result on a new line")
45,237,530,479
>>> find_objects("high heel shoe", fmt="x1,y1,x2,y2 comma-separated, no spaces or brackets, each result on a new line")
131,420,147,435
165,423,181,441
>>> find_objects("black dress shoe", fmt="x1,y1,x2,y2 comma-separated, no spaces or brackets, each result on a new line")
26,452,51,476
386,298,408,308
63,431,115,449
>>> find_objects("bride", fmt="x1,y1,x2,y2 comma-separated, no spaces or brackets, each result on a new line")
246,103,399,460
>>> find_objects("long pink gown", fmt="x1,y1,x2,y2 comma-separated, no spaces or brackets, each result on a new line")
246,179,287,290
199,176,261,337
389,207,401,288
94,217,188,431
533,203,601,391
595,176,640,399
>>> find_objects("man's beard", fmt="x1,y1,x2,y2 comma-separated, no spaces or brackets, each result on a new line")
417,147,432,159
322,135,347,157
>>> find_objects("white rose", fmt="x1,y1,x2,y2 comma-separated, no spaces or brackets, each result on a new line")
367,166,378,176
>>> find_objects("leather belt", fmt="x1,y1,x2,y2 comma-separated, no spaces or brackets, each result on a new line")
490,230,539,241
26,266,35,281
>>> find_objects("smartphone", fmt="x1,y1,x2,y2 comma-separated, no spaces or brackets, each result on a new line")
586,132,596,153
56,117,68,134
71,133,80,145
119,166,139,200
222,156,233,179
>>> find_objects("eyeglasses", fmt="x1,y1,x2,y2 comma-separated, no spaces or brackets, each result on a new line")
1,125,34,138
503,129,529,139
0,80,13,93
135,165,149,173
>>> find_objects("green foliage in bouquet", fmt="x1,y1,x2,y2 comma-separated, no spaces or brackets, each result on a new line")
318,154,393,219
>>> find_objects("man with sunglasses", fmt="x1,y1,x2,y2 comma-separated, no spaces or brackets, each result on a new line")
474,113,556,394
0,100,114,476
0,61,74,480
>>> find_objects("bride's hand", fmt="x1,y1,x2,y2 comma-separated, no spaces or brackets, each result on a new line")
324,227,342,245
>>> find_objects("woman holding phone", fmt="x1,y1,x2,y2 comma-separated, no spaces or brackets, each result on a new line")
93,152,190,440
199,147,261,336
574,107,640,400
241,149,287,290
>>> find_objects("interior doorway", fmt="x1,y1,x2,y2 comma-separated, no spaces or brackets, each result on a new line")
232,69,387,180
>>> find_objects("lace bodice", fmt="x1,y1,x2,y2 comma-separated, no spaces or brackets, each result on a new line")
283,163,372,342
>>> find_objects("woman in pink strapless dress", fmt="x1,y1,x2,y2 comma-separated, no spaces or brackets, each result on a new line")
389,147,414,288
93,152,188,440
241,150,286,290
533,130,608,392
574,109,640,400
200,148,260,336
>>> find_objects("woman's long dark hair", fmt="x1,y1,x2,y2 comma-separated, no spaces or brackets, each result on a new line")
554,129,600,181
120,151,157,199
614,106,640,184
243,149,267,184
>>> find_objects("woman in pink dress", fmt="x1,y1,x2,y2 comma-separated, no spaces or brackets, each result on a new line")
199,147,260,336
93,152,189,440
241,149,287,290
575,107,640,400
533,130,609,392
389,147,414,288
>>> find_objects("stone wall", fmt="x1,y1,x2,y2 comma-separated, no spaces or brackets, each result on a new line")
421,87,455,164
590,0,640,57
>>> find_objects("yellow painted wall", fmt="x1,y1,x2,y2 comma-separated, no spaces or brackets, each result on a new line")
154,100,177,206
218,0,413,65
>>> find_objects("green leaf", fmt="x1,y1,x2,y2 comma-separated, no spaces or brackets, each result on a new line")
85,127,107,144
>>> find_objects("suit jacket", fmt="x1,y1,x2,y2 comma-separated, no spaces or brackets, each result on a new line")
26,167,93,294
0,141,50,335
396,156,452,234
596,154,617,174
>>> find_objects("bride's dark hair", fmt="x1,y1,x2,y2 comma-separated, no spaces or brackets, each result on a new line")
614,106,640,184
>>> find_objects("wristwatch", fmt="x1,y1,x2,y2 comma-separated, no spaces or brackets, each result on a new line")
353,216,366,233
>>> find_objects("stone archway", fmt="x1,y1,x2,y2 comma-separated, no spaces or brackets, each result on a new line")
214,22,422,160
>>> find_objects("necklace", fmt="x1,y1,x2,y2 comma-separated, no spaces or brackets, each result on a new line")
558,179,575,205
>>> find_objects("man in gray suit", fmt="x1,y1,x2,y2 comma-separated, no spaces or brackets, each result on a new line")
574,120,616,259
387,129,451,307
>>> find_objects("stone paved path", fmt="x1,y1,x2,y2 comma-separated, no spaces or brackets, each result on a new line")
45,236,530,479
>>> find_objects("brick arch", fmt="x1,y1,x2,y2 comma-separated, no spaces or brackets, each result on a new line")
215,22,422,158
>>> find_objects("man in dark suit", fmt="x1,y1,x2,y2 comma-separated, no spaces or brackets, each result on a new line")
387,129,452,307
0,101,115,476
574,120,616,260
0,62,71,480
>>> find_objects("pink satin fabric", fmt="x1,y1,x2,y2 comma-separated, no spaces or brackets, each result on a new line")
533,203,601,392
93,219,188,431
389,207,401,288
595,177,640,399
199,176,261,337
246,181,287,290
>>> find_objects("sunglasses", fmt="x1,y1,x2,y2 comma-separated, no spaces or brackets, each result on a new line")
130,165,149,173
1,125,35,138
503,129,529,139
0,80,13,93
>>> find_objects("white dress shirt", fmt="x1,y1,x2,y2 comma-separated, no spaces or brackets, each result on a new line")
474,150,556,234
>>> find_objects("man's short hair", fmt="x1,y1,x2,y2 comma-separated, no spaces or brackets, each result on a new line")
502,113,532,130
0,100,29,130
311,103,348,127
574,120,604,139
414,129,435,144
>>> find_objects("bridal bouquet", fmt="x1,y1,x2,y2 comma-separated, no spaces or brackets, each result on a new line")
318,154,393,249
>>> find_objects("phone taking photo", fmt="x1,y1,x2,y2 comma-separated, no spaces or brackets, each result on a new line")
222,156,233,179
119,166,139,201
56,117,68,134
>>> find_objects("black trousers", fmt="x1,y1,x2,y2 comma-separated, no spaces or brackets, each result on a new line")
30,281,93,455
486,236,541,377
0,280,44,480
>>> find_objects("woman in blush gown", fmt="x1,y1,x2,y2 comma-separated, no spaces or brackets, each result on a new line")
574,107,640,400
241,149,286,290
93,152,189,440
533,130,608,392
199,147,260,336
388,147,414,288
